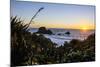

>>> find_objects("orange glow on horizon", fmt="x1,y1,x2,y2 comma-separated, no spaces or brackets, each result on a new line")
29,20,95,30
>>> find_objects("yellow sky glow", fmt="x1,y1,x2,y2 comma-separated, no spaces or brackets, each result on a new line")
30,19,95,30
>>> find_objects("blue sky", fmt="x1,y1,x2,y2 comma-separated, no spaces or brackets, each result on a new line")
11,0,95,29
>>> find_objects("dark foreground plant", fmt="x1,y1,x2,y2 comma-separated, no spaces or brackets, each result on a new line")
11,16,95,66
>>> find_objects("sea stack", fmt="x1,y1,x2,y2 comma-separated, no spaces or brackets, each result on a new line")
65,31,71,36
36,27,53,35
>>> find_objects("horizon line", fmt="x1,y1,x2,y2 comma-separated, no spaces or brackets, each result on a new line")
29,27,95,30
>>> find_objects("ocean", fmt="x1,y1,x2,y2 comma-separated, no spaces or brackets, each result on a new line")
29,28,95,46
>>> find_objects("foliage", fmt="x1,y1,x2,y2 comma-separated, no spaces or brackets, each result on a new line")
11,16,95,66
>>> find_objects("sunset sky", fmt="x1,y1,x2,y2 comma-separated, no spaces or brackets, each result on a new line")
11,0,95,30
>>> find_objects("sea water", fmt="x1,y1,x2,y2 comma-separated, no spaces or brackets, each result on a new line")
29,28,95,46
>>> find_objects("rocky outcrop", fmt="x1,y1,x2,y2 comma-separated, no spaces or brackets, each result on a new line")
65,31,71,36
36,27,53,35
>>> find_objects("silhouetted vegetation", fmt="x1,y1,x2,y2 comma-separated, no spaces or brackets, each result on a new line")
11,16,95,66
